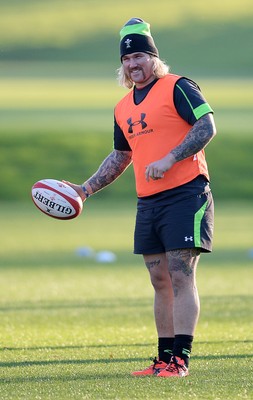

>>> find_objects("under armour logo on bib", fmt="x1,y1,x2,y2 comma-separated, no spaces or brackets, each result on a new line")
127,113,147,133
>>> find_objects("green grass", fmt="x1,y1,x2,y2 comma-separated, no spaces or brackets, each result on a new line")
0,200,252,399
1,0,252,47
1,127,253,201
1,76,253,110
0,4,252,396
0,75,253,201
1,76,252,137
0,76,252,139
0,1,252,77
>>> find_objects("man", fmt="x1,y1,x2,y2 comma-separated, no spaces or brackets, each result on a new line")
64,17,216,378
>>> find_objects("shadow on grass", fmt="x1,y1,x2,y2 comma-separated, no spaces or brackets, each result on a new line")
0,298,152,312
0,357,145,369
0,352,252,368
0,294,252,313
0,352,252,385
0,341,252,369
0,372,128,384
1,339,252,353
0,343,154,352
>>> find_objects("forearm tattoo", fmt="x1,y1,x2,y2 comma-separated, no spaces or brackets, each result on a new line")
167,248,200,277
171,114,216,162
86,150,132,194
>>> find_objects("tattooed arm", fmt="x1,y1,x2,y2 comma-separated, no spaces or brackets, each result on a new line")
84,149,132,196
171,113,216,162
63,149,132,201
145,113,216,181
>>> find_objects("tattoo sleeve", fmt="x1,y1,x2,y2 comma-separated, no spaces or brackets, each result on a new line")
85,149,132,195
171,113,216,162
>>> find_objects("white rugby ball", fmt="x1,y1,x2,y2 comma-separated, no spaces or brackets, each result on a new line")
31,179,83,220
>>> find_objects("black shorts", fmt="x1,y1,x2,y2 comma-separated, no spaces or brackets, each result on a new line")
134,176,214,254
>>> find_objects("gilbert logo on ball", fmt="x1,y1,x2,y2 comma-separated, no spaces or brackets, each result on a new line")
31,179,83,220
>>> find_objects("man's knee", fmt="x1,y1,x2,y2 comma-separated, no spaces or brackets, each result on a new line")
143,253,170,291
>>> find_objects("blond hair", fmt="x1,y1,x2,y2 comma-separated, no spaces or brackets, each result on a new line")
117,56,170,89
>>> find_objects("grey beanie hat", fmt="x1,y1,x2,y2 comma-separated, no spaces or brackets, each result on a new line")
120,17,159,60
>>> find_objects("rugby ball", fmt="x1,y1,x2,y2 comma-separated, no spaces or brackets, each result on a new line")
31,179,83,220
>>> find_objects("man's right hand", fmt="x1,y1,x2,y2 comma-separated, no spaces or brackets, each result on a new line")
62,180,87,202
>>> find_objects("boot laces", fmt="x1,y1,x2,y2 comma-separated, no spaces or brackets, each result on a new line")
166,356,186,372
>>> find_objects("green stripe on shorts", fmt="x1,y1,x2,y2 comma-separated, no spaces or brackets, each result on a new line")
194,200,208,247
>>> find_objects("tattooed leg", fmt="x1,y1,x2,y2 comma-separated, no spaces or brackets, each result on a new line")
143,253,174,338
166,248,201,335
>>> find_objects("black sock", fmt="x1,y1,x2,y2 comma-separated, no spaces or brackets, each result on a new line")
173,334,193,367
158,337,174,363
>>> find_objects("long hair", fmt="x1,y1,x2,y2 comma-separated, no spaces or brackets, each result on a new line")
117,56,170,89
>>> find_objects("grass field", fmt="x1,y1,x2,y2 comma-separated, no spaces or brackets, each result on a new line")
0,3,252,202
0,71,252,201
0,200,252,399
1,0,252,77
0,2,252,398
1,76,253,135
